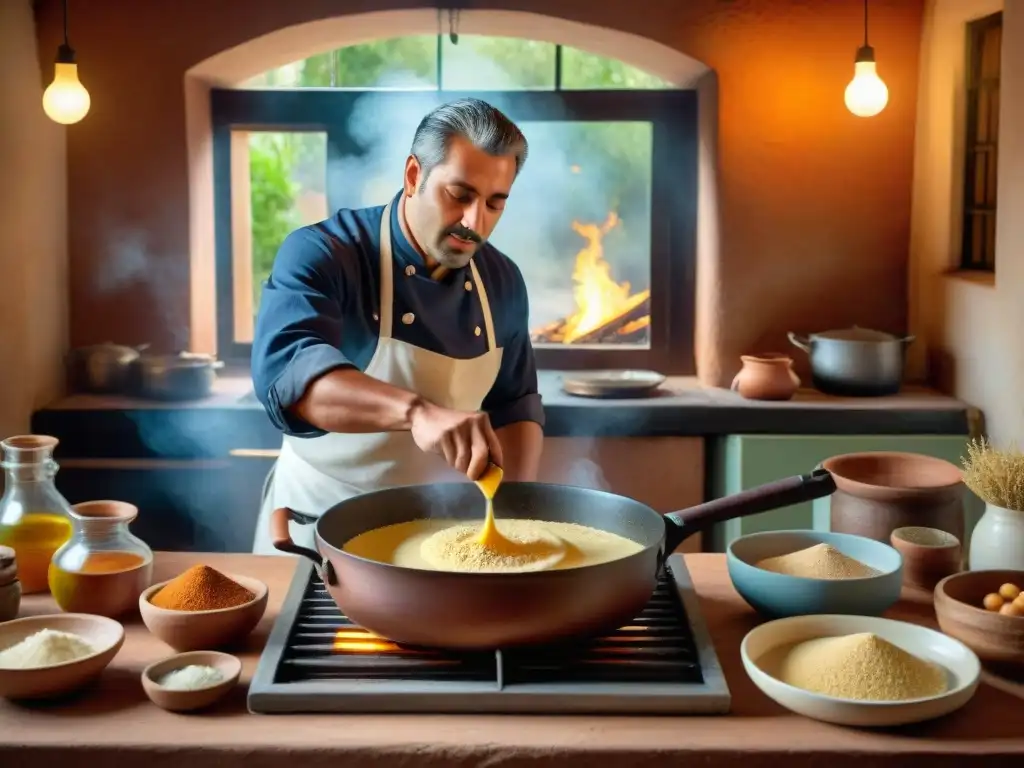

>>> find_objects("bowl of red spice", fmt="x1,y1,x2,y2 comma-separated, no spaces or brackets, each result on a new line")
138,565,268,652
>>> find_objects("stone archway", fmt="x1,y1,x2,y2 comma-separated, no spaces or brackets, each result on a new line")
185,8,719,383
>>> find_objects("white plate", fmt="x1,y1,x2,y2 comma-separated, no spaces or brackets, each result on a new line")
741,614,981,727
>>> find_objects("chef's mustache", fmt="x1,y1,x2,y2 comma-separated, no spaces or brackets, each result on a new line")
444,225,483,244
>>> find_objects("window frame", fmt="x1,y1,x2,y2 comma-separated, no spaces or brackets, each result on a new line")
959,11,1002,272
211,87,698,374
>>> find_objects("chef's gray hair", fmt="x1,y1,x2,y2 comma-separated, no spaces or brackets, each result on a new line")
409,98,529,187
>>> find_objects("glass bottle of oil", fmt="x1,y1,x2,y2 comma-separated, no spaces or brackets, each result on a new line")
0,435,74,593
48,500,153,617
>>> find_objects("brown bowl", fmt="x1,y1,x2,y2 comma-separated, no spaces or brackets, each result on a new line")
823,452,964,499
138,573,268,652
934,570,1024,671
890,526,962,590
0,613,125,699
141,650,242,712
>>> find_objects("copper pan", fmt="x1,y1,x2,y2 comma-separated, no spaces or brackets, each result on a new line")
271,470,836,650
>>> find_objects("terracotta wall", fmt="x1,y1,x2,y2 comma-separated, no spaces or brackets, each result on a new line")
33,0,925,386
910,0,1023,446
0,0,68,438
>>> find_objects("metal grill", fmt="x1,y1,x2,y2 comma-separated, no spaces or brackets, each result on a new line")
276,569,702,686
247,554,730,714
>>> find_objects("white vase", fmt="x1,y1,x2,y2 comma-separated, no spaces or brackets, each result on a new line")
969,502,1024,570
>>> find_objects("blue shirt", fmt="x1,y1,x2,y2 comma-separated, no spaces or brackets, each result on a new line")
251,192,545,438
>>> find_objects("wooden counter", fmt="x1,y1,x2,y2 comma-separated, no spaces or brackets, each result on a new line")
1,552,1021,767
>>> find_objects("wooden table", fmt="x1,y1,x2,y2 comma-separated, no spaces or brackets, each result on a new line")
0,552,1021,767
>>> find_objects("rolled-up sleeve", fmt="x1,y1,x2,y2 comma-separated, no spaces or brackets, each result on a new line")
250,229,353,437
482,262,545,431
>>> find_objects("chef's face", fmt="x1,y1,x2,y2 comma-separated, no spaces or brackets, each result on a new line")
403,135,517,269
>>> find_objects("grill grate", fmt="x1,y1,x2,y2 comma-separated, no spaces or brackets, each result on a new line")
274,566,702,686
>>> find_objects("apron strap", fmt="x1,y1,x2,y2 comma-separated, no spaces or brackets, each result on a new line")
377,200,395,340
469,259,498,351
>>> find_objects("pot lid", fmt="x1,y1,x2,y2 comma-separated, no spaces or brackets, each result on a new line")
810,326,899,342
139,351,220,371
73,341,145,358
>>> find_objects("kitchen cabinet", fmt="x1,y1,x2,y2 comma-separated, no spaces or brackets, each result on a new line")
537,437,704,552
706,435,984,552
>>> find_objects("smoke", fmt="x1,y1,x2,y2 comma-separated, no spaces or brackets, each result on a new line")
329,45,652,329
91,219,190,349
565,455,609,491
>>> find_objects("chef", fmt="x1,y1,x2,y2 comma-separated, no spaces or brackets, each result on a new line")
249,97,545,555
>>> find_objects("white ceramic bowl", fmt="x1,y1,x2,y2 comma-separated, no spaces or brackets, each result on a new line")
141,650,242,712
741,614,981,727
0,613,125,700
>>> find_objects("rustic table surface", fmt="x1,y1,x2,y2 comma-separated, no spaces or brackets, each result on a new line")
0,551,1020,768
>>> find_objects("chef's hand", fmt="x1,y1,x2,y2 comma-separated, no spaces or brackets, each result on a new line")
409,402,504,480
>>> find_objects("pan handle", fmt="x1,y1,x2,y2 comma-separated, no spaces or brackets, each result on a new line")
270,506,337,586
661,469,837,555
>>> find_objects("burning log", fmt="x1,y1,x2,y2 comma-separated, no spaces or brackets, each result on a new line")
528,210,651,346
570,294,650,344
532,293,650,345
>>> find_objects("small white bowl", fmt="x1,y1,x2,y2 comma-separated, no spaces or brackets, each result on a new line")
141,650,241,712
741,614,981,727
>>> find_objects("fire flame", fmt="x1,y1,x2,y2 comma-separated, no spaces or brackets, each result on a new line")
553,212,650,344
333,629,398,653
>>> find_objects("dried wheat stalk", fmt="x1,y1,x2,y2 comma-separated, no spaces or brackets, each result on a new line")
961,438,1024,512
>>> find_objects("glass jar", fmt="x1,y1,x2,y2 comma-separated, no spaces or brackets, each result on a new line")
49,500,154,618
0,435,74,594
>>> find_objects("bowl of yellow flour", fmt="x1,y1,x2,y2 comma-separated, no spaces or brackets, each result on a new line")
741,613,981,727
727,530,903,619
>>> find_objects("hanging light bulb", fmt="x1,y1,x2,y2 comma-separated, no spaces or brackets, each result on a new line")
844,0,888,118
845,46,888,117
42,0,90,125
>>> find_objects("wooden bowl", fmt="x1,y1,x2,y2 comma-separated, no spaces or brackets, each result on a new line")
138,573,268,652
0,613,124,700
934,569,1024,671
890,526,962,591
141,650,241,712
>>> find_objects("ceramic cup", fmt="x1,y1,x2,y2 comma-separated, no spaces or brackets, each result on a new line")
890,526,962,591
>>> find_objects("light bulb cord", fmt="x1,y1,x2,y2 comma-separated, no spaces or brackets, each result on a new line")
854,0,876,64
56,0,75,64
863,0,869,47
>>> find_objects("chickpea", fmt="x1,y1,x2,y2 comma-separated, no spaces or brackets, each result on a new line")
998,582,1021,601
1015,592,1024,609
983,592,1005,611
998,601,1024,618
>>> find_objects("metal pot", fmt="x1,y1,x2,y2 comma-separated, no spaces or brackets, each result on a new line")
132,352,224,401
66,342,149,394
788,326,914,396
270,469,837,650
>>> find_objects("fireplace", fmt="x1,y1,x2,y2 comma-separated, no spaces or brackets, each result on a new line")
530,212,651,348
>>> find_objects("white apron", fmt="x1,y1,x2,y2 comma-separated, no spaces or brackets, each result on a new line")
252,201,504,554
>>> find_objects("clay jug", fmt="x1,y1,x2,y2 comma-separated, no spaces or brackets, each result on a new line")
821,452,965,544
731,354,800,401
